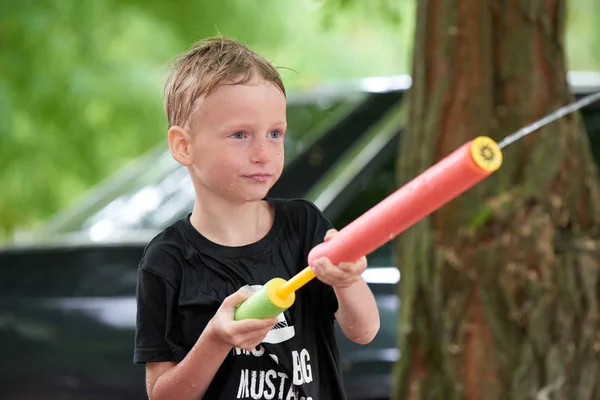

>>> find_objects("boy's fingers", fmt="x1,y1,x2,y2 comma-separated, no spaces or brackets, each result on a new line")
338,256,367,273
324,229,338,241
313,257,347,282
260,317,279,329
358,256,368,269
222,289,252,308
237,325,272,342
228,319,277,346
312,257,365,288
233,317,279,332
337,261,356,272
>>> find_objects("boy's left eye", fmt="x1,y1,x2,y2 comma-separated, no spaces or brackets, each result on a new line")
269,130,283,138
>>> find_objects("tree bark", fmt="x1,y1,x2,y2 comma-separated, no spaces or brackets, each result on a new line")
393,1,600,399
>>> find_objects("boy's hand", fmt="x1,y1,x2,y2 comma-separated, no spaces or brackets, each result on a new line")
311,229,368,289
207,289,278,351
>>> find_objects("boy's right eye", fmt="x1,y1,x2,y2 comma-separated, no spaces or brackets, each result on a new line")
230,132,246,139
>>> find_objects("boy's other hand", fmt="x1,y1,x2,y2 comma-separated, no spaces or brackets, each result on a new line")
311,229,368,289
207,289,279,351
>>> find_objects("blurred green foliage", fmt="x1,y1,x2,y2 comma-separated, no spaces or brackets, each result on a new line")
0,0,598,240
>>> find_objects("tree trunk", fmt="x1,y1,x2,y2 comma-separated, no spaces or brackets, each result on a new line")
393,1,600,399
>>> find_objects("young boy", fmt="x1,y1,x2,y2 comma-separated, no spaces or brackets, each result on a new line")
133,36,380,400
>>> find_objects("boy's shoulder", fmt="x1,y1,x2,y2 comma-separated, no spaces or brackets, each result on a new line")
269,197,333,241
138,217,189,281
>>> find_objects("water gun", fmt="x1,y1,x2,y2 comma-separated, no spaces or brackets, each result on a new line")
234,136,502,320
234,87,600,321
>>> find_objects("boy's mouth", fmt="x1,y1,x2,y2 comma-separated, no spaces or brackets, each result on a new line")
243,173,272,183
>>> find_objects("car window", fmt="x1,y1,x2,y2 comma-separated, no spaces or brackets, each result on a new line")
284,97,357,157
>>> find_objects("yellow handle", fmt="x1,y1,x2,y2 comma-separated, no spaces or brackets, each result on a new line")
275,266,315,299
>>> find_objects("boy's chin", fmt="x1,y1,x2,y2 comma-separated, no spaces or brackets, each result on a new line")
233,188,272,203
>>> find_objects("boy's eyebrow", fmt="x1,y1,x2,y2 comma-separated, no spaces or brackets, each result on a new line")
222,121,287,131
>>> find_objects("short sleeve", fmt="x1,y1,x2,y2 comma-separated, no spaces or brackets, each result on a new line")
133,268,185,364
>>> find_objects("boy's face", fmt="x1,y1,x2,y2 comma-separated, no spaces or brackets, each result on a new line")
175,76,287,204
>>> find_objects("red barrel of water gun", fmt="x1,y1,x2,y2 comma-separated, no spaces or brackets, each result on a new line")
307,136,503,266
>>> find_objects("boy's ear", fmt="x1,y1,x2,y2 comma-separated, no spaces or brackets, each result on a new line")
168,126,193,166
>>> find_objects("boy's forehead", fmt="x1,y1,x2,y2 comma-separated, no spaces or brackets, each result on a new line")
199,81,285,112
190,80,286,127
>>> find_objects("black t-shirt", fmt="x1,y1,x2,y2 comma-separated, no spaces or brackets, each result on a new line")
133,198,346,400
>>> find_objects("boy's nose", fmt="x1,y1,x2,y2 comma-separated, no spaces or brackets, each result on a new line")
251,142,270,164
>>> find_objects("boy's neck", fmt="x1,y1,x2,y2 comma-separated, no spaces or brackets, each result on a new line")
189,194,274,247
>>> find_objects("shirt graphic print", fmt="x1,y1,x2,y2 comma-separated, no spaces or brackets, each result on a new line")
233,284,315,400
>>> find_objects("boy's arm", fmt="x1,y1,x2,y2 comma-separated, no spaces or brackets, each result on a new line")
310,229,380,345
333,278,380,345
144,290,278,400
145,325,231,400
302,201,380,344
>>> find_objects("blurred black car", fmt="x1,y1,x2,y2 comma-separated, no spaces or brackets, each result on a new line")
2,72,600,400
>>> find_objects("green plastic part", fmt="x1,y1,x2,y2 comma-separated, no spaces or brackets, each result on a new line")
233,280,288,320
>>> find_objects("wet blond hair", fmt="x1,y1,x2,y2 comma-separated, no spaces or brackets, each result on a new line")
164,36,286,129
